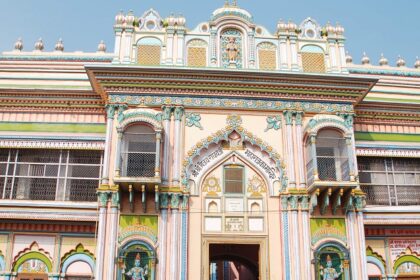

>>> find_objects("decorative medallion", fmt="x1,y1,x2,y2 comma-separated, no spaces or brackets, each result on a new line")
202,175,221,196
247,175,266,196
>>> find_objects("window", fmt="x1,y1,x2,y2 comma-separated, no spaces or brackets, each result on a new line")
224,165,244,193
301,45,326,73
257,42,277,70
187,39,207,67
359,157,420,206
137,37,162,65
306,129,350,185
121,124,156,177
0,149,102,201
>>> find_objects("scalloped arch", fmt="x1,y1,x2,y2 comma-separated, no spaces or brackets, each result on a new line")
304,114,351,137
12,251,52,272
393,248,420,273
181,120,287,192
118,110,163,132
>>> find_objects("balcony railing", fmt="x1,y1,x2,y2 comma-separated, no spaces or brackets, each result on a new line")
0,149,102,202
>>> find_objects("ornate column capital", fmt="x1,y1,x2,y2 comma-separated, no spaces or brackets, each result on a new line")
294,111,304,126
181,194,189,210
174,106,185,121
283,110,294,125
98,192,109,208
110,191,120,208
116,104,128,123
106,104,117,119
170,193,181,209
160,193,169,209
161,105,173,121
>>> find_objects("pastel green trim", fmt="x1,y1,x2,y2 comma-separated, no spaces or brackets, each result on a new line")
0,122,106,133
393,255,420,273
13,251,52,272
364,96,420,104
355,132,420,142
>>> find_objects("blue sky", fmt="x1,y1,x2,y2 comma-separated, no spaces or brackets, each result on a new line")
1,0,419,67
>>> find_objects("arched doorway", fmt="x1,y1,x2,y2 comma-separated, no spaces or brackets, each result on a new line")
209,244,259,280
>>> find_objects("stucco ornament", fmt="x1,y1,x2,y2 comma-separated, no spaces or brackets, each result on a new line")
247,175,266,196
185,112,203,130
202,175,222,195
264,115,282,132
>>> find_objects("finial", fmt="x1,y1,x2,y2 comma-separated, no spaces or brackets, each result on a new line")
34,38,44,51
396,55,406,67
54,38,64,52
415,56,420,69
14,38,23,51
97,40,106,52
361,52,370,65
379,53,388,66
345,51,353,64
233,0,237,6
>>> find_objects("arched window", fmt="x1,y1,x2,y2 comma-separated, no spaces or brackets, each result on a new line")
301,45,326,73
187,39,208,67
306,129,350,185
257,42,277,70
137,37,162,65
121,124,156,177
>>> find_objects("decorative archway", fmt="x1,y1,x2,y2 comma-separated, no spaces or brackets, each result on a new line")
12,242,52,273
60,244,95,275
117,239,157,280
394,249,420,276
182,115,287,195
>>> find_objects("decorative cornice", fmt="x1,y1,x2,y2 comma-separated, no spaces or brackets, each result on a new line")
356,147,420,158
117,109,163,131
110,95,354,114
0,139,105,150
349,67,420,77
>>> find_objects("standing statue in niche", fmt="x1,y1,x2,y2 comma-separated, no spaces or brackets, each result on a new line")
320,255,343,280
126,253,148,280
226,37,238,65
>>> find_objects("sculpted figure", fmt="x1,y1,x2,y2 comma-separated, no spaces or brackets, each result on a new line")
126,253,148,280
320,255,343,280
226,37,238,62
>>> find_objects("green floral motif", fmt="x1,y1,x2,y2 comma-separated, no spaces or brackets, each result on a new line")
265,116,282,132
185,113,203,130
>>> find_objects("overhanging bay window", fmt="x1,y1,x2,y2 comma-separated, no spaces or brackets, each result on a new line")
119,123,161,178
359,157,420,206
306,129,352,186
0,148,102,201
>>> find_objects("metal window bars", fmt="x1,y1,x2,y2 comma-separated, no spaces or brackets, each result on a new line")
359,157,420,206
0,149,103,201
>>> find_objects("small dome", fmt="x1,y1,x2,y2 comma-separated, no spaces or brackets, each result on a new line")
325,22,335,34
335,23,344,35
378,53,388,66
415,56,420,69
14,38,23,51
396,55,406,67
177,15,186,26
277,19,288,31
97,40,106,52
115,10,125,25
54,38,64,52
287,20,297,31
34,38,44,51
211,5,253,22
361,52,370,65
345,51,353,64
125,10,135,25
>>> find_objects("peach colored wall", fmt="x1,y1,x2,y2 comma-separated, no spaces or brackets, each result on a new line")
60,237,96,259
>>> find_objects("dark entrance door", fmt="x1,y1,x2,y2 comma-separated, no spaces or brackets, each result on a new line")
209,244,259,280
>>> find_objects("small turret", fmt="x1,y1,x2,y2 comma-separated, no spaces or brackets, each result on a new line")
361,52,370,65
97,40,106,52
34,38,44,51
14,38,23,51
378,53,388,66
54,38,64,52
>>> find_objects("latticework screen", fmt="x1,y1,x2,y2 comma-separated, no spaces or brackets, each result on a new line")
187,47,207,67
137,45,161,65
258,49,276,70
302,52,326,73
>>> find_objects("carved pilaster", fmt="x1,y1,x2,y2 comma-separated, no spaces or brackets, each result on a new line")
160,193,169,209
170,193,181,209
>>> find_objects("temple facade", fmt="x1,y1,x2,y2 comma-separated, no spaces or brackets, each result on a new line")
0,2,419,280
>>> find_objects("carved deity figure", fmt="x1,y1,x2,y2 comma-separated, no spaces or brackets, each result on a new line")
320,255,343,280
226,37,238,62
126,253,148,280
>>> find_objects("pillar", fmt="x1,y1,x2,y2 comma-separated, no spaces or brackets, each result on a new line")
106,191,120,280
289,35,299,71
161,106,172,185
300,196,312,279
179,194,189,280
158,193,169,280
173,106,184,185
166,30,175,65
248,30,255,68
102,105,116,185
95,192,109,280
113,28,123,63
283,111,295,188
310,135,319,182
338,39,347,70
115,130,123,177
279,35,288,70
295,112,306,188
176,30,185,65
328,39,338,72
357,210,368,279
155,131,162,178
210,29,217,66
123,27,134,64
289,196,300,280
346,210,360,279
280,196,291,280
169,193,180,280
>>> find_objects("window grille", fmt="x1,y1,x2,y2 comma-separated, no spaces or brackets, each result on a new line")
224,165,244,193
359,157,420,206
0,149,102,201
121,125,156,177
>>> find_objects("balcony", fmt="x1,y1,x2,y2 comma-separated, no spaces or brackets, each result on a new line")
0,149,102,202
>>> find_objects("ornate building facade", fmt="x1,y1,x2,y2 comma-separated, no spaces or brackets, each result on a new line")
0,2,419,279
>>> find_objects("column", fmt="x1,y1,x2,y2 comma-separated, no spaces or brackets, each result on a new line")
179,194,189,280
161,106,172,185
123,28,134,63
158,193,169,280
310,135,319,182
280,196,291,280
95,192,109,280
295,112,306,188
106,191,120,280
176,30,185,65
113,29,123,63
300,196,312,279
166,30,175,65
102,105,116,185
114,130,123,177
283,111,295,188
357,211,368,280
248,31,255,68
346,211,360,279
155,131,162,177
289,196,300,280
279,35,288,70
338,39,347,71
289,35,299,71
210,29,217,66
328,39,338,72
169,193,180,280
346,136,355,181
173,107,184,185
